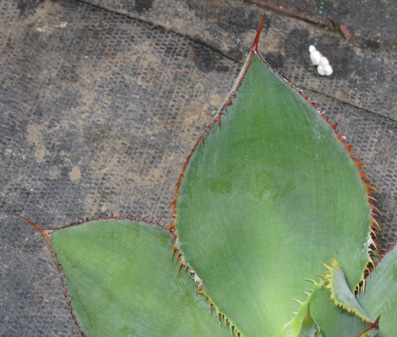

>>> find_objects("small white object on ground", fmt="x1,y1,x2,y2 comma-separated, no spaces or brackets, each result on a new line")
323,64,333,76
310,50,322,65
309,45,333,76
319,56,329,67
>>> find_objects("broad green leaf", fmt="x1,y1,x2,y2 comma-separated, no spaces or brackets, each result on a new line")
43,219,232,337
174,24,372,336
357,246,397,336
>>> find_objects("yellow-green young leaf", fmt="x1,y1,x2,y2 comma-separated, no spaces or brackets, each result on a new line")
323,259,372,323
174,18,373,336
40,219,233,337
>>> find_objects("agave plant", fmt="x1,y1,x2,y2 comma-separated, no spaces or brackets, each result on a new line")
23,16,396,336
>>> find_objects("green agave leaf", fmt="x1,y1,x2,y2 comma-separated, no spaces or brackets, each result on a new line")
357,246,397,336
291,282,374,337
173,18,373,336
287,241,397,336
30,217,233,337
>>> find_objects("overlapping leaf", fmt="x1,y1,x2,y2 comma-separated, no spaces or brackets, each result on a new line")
33,218,232,336
173,19,373,336
292,247,397,336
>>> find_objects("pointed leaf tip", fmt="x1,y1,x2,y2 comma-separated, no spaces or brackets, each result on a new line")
252,13,266,52
18,214,46,233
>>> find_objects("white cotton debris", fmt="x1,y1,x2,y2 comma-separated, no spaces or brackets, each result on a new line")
310,50,322,65
319,56,329,68
317,65,325,76
309,45,333,77
323,64,333,76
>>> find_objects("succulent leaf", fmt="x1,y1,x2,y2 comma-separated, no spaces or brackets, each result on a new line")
357,246,397,336
290,282,371,337
174,19,373,336
34,218,233,337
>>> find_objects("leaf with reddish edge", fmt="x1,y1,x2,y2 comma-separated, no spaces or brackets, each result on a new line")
172,15,376,336
21,215,233,337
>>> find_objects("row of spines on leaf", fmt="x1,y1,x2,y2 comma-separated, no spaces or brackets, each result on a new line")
169,235,242,337
167,14,382,336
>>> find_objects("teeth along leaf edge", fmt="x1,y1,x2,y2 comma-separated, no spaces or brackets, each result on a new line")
172,14,377,337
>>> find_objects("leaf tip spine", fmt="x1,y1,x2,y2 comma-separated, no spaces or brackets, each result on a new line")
170,244,178,260
252,13,266,53
18,214,47,233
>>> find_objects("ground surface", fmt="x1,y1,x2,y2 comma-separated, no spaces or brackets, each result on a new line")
0,0,396,336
